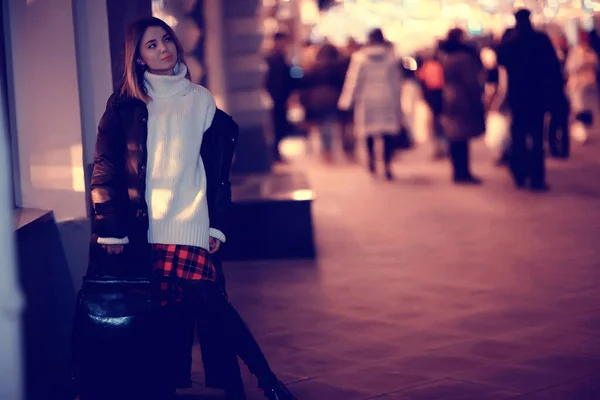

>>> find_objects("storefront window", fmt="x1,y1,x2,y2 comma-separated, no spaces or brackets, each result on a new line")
0,1,16,207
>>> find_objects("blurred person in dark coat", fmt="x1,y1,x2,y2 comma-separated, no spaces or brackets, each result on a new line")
264,32,294,163
438,28,485,184
296,40,317,143
496,9,563,191
299,43,346,162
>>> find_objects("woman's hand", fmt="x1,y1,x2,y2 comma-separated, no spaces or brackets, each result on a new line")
209,237,221,254
102,244,125,255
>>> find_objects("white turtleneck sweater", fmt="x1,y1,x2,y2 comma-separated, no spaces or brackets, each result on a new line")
97,64,225,250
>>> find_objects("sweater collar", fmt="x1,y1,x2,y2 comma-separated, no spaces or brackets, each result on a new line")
144,63,191,99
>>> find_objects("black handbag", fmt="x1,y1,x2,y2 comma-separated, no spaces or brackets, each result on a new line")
393,126,414,151
72,276,156,399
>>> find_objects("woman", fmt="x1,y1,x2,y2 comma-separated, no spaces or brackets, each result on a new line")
437,28,485,184
338,28,403,180
300,42,346,163
88,17,295,400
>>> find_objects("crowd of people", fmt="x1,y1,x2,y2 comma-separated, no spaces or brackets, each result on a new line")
264,8,600,191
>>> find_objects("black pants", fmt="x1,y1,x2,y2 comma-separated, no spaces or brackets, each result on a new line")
510,113,546,188
340,111,356,157
157,281,246,399
272,103,288,161
449,140,471,180
548,108,570,159
175,301,276,390
210,303,275,389
424,89,444,139
174,276,276,395
366,134,394,168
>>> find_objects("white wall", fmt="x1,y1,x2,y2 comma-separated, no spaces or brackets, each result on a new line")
73,0,113,175
0,54,24,400
1,2,113,397
5,0,111,221
0,136,23,400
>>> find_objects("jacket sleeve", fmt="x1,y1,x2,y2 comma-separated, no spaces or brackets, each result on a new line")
90,94,128,239
208,113,238,237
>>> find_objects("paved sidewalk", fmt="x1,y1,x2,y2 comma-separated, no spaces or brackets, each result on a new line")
182,138,600,399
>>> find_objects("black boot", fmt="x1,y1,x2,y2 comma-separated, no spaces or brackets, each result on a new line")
262,380,297,400
368,157,376,174
384,162,394,180
224,387,247,400
366,136,376,174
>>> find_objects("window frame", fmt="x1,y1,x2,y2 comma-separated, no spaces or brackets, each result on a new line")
1,0,20,208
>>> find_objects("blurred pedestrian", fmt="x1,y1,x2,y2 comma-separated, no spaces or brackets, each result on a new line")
547,32,570,157
338,28,403,180
417,51,446,160
565,29,598,146
438,28,485,184
264,32,294,163
299,43,346,163
339,37,362,160
496,9,563,191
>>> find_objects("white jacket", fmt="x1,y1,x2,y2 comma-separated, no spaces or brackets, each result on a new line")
338,44,403,137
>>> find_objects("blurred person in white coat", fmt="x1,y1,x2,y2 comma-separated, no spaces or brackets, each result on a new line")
566,30,599,144
338,28,403,180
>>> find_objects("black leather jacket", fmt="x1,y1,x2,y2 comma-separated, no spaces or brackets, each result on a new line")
89,92,237,269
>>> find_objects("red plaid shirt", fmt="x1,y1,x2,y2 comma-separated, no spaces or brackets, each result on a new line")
152,244,217,306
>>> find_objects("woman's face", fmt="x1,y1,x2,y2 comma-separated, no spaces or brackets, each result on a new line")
138,26,178,75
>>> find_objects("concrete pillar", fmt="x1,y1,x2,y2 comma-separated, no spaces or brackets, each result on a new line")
106,0,152,91
205,0,229,110
213,0,273,173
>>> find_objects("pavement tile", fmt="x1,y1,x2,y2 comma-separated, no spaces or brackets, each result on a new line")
381,378,521,399
182,139,600,399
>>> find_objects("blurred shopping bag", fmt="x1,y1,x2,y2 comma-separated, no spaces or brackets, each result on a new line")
287,103,305,125
571,121,589,144
413,99,433,144
484,111,511,157
401,79,422,136
392,126,414,152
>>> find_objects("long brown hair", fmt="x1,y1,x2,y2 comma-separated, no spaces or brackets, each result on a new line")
120,17,190,102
